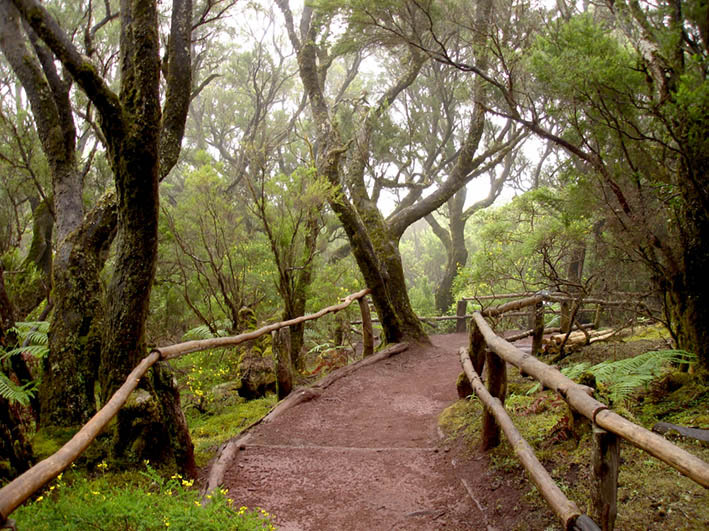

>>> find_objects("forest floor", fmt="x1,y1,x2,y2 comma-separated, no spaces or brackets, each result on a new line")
214,333,553,530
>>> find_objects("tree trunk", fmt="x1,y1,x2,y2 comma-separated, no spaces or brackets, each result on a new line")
560,245,586,333
272,327,293,399
10,0,195,473
40,196,117,427
337,203,427,344
0,266,34,479
663,255,709,375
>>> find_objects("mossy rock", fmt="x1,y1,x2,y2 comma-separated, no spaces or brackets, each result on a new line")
238,351,276,399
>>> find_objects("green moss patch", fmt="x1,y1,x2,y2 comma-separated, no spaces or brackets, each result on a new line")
188,395,276,466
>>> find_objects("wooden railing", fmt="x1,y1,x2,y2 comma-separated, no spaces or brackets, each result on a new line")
458,295,709,531
0,289,374,528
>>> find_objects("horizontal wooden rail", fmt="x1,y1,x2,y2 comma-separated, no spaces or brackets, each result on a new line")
459,349,599,531
0,288,372,526
481,294,546,317
462,292,539,301
155,288,371,359
472,312,709,488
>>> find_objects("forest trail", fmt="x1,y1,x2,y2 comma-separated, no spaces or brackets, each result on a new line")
218,334,539,530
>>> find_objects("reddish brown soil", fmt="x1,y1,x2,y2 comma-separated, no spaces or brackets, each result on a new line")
219,334,549,530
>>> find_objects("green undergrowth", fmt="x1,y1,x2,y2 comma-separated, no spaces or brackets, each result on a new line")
169,346,277,465
11,348,280,528
12,463,275,530
188,394,276,466
440,337,709,530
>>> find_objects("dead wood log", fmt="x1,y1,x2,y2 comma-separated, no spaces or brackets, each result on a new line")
652,422,709,443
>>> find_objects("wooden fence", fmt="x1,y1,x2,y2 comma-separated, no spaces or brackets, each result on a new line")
458,295,709,531
0,289,374,528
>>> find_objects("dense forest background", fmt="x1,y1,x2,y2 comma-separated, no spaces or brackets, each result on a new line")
0,0,707,494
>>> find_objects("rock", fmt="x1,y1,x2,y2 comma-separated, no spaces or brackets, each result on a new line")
211,380,242,401
238,350,276,399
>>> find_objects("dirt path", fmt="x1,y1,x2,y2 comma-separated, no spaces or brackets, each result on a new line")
219,334,538,530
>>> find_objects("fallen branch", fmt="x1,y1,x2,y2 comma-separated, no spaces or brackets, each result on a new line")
652,422,709,444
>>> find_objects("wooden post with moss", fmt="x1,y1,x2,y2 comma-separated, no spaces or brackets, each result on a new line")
358,296,374,357
272,327,293,400
531,301,545,356
590,426,619,531
456,299,468,333
469,318,486,376
481,349,507,450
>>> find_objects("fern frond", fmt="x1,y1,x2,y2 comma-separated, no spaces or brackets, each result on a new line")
23,330,49,346
0,372,35,406
591,349,696,404
14,321,50,334
181,321,230,341
182,325,214,341
1,345,50,361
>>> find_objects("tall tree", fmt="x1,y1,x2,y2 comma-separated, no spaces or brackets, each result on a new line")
276,0,521,343
3,0,198,472
0,0,107,427
520,5,709,371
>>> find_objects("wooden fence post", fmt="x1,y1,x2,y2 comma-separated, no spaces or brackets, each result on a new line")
593,303,602,329
456,299,468,333
358,295,374,357
469,318,486,376
590,425,619,531
272,327,293,400
481,350,507,450
531,301,545,356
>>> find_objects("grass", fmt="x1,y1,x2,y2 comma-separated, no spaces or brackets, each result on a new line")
8,345,280,529
440,336,709,530
12,463,275,530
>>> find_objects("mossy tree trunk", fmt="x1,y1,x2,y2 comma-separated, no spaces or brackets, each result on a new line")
0,1,100,427
427,150,512,315
41,197,117,427
662,210,709,375
0,265,34,478
276,0,519,345
13,0,196,472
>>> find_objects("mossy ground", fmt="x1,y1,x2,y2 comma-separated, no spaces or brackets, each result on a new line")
187,395,276,466
440,331,709,530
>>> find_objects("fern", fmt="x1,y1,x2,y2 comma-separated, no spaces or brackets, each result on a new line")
1,345,49,361
12,321,50,336
0,372,35,406
527,350,696,404
1,320,50,361
182,320,230,341
592,350,696,404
